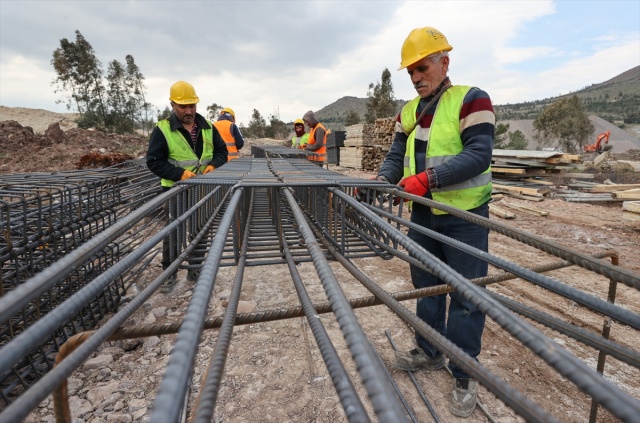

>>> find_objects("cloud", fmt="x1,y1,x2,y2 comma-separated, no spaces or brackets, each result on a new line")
0,55,61,111
1,0,638,126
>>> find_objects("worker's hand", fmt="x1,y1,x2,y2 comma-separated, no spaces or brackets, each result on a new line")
180,170,197,181
398,171,431,199
203,165,215,174
354,176,385,204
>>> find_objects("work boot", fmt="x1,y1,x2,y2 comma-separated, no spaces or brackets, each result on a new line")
160,274,177,293
449,378,478,418
393,345,445,371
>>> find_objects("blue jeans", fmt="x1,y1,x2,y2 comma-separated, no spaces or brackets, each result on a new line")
408,202,489,380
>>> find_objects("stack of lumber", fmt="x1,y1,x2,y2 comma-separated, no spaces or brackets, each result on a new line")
489,199,550,220
367,117,395,148
492,149,584,180
342,123,372,169
556,182,640,202
492,179,552,201
361,117,396,171
344,124,366,147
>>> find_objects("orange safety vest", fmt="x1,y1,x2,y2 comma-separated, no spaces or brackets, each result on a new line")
213,119,239,160
307,123,327,163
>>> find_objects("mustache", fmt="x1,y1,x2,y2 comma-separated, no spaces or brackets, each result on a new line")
414,82,428,89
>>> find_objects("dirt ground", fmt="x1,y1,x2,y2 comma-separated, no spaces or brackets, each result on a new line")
2,107,639,422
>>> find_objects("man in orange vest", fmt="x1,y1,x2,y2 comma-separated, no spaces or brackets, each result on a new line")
303,110,328,166
213,107,244,161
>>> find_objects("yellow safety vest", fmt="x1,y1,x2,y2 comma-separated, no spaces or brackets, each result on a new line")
157,119,213,188
402,85,492,215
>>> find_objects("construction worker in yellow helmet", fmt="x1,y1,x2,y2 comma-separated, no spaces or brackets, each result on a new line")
213,107,244,160
365,27,495,418
146,80,228,291
291,118,309,149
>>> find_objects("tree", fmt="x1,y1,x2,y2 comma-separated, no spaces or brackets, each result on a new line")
494,123,510,149
206,103,222,121
124,55,151,135
493,122,528,150
106,59,130,133
246,109,267,138
533,96,594,153
158,106,171,121
344,110,361,126
266,114,287,139
51,30,107,128
508,130,528,150
51,30,150,134
365,68,396,123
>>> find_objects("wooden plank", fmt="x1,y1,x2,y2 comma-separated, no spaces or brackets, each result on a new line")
588,184,640,193
521,178,555,186
489,204,515,219
491,167,527,174
622,201,640,213
612,189,640,200
509,193,545,202
492,183,547,196
502,201,549,216
558,173,595,179
493,149,562,159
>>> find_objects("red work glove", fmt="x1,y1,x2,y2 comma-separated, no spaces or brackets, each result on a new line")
203,165,215,174
398,171,430,199
180,170,196,181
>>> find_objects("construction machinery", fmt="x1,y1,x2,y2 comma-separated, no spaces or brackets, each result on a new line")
584,130,612,154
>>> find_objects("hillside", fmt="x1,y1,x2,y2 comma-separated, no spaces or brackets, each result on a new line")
496,65,640,122
315,96,406,130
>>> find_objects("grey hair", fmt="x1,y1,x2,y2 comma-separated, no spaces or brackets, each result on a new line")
428,51,449,63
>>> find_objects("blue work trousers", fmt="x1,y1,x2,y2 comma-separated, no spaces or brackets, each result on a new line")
408,202,489,380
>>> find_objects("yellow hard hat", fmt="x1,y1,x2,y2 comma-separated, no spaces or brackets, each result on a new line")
294,119,304,125
169,81,199,104
399,27,453,70
221,107,235,118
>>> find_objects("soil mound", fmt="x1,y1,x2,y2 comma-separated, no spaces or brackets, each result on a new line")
0,120,148,173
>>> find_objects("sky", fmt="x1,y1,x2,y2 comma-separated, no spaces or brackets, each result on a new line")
1,0,639,127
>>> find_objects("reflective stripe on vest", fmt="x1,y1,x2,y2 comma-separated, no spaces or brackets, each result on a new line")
402,85,492,215
213,120,239,160
307,123,327,162
157,119,214,188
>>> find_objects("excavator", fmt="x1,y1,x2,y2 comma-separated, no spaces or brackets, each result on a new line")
583,130,612,154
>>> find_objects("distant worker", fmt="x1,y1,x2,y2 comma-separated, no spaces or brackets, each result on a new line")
360,26,495,418
303,110,328,165
213,107,245,161
146,80,228,291
291,118,309,149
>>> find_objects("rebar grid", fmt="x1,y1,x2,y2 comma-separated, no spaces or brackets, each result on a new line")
0,157,638,423
0,162,161,405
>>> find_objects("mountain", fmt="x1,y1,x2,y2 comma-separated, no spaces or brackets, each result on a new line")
315,97,406,131
495,65,640,123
